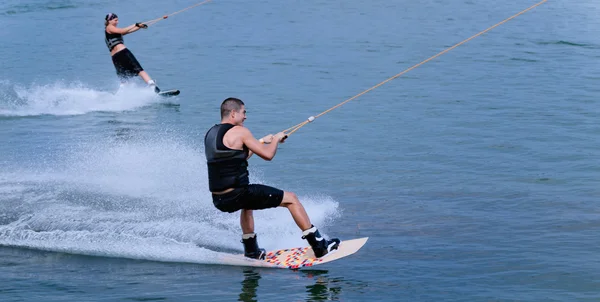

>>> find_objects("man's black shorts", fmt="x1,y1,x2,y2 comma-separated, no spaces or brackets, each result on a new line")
212,184,284,213
111,48,144,79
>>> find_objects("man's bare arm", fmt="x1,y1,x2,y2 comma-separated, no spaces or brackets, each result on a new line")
241,129,282,161
247,134,280,159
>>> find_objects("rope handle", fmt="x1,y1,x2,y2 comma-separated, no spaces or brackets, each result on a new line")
259,134,289,144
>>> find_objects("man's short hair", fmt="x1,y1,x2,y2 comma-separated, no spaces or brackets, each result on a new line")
221,97,245,119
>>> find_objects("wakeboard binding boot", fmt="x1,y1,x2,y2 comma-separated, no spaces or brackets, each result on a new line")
242,233,266,260
302,225,340,258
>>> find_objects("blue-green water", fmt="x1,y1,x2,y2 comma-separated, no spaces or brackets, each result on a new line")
1,0,599,301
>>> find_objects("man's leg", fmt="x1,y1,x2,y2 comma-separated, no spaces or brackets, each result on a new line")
240,209,254,234
240,209,265,259
279,191,311,230
279,191,340,257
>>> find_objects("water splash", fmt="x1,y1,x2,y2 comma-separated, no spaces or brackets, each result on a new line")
0,136,340,265
0,80,163,117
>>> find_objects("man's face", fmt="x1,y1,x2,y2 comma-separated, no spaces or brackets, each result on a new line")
233,105,247,126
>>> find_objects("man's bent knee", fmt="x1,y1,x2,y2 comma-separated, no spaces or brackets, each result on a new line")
280,191,299,207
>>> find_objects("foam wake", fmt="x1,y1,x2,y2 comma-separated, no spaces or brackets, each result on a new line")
0,136,340,265
0,80,162,117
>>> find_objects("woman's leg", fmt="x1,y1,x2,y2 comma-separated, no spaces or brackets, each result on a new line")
138,71,152,83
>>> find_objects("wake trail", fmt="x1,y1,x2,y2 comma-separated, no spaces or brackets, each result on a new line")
0,136,341,265
0,80,164,116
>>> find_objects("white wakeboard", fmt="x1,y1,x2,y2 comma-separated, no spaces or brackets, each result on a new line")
218,237,368,269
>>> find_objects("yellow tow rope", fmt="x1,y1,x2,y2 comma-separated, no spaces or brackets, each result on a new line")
282,0,548,138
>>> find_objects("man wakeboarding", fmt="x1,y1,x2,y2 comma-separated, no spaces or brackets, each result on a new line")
204,97,340,260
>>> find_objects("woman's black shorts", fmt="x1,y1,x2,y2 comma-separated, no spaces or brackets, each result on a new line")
111,48,144,79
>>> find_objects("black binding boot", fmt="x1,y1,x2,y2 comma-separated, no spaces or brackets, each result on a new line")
241,233,266,260
302,225,340,258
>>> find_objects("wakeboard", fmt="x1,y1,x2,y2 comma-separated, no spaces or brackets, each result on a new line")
157,89,180,97
218,237,368,269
